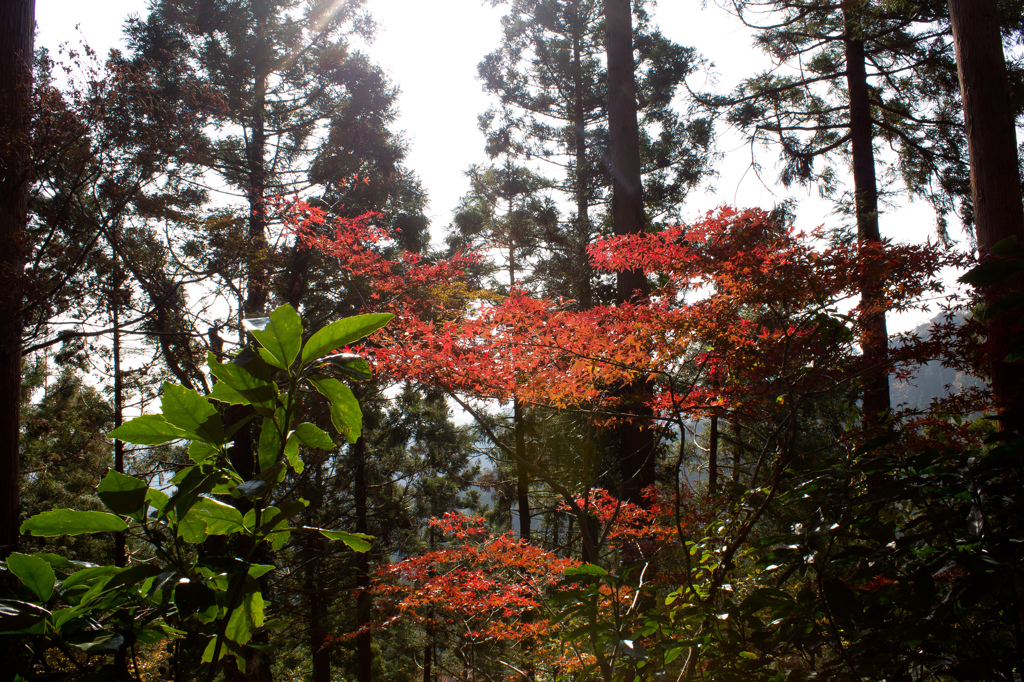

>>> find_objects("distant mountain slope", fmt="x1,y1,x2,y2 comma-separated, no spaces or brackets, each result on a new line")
889,314,986,411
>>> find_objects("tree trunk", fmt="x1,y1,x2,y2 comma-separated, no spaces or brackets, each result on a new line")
0,0,34,558
708,416,719,498
245,1,270,319
514,400,531,542
571,0,594,310
948,0,1024,426
844,2,891,427
604,0,655,506
354,437,373,682
307,461,331,682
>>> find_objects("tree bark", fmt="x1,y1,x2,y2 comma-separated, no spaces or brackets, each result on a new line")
571,0,594,310
604,0,655,506
0,0,34,558
708,416,719,498
844,2,891,427
245,0,270,319
354,437,373,682
948,0,1024,426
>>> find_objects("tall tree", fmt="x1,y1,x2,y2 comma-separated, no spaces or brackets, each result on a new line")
710,0,978,423
480,0,713,308
0,0,34,557
948,0,1024,424
604,0,656,505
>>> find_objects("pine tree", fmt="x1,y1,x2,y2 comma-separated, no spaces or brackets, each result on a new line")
709,0,977,423
479,0,713,308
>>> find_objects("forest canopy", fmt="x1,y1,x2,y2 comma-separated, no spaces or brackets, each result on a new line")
1,0,1023,680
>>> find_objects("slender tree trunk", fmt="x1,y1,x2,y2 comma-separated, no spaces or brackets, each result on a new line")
112,274,127,569
844,2,891,426
0,0,34,558
571,0,594,310
307,461,331,682
948,0,1024,426
514,400,531,542
245,0,270,319
604,0,655,506
707,416,719,498
354,437,373,682
732,423,741,484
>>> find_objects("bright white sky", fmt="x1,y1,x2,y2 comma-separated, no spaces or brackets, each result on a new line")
35,0,949,331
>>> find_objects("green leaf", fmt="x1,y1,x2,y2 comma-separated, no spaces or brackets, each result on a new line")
188,440,219,465
959,258,1024,287
60,565,121,593
322,354,373,382
257,416,282,473
246,304,303,370
109,414,187,445
564,564,608,577
290,422,334,450
7,553,56,602
187,497,244,535
981,290,1024,321
300,313,393,364
201,637,221,664
208,352,278,407
146,488,170,515
97,470,149,517
162,383,225,445
67,631,125,653
991,235,1021,255
0,599,50,634
318,530,372,553
310,377,362,443
21,510,127,537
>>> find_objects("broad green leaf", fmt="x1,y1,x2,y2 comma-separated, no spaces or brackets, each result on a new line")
247,304,303,370
21,510,127,537
318,529,372,553
225,595,254,644
283,436,302,473
300,313,393,364
0,599,50,634
208,352,278,407
257,416,282,472
248,564,275,579
188,497,244,535
201,637,221,664
7,553,55,602
67,631,125,653
188,440,219,465
310,377,362,443
563,564,608,577
981,290,1024,321
322,354,373,382
31,554,94,571
109,414,187,445
991,235,1021,255
60,565,120,593
179,511,208,544
290,422,334,450
146,488,170,515
97,470,149,517
959,258,1024,287
162,383,224,445
208,382,251,406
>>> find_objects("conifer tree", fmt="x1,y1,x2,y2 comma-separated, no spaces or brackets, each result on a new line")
479,0,713,308
708,0,979,422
